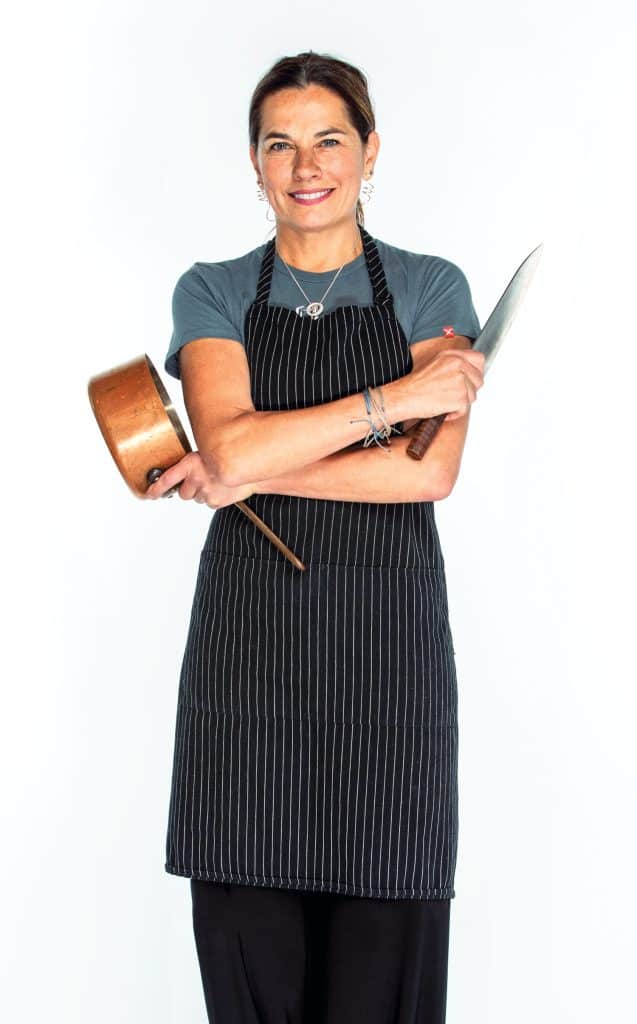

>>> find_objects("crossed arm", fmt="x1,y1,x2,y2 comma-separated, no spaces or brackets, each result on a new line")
179,334,474,504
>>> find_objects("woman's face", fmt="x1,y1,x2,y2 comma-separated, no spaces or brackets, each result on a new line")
250,83,379,232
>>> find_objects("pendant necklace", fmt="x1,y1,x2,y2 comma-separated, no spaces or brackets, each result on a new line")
277,249,348,320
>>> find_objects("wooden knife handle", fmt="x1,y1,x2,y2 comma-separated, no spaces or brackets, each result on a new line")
405,413,447,460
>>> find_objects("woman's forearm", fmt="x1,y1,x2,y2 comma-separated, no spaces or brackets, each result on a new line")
253,434,437,502
206,378,413,487
255,407,475,503
252,412,471,503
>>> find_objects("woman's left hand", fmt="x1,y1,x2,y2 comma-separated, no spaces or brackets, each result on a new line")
143,451,257,508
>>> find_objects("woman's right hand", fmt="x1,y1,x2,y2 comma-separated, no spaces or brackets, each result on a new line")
401,349,486,422
142,451,257,508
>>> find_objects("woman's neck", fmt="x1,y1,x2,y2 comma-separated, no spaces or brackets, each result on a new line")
274,220,364,272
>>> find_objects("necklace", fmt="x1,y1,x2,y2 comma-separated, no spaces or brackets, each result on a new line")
277,240,362,319
278,254,344,319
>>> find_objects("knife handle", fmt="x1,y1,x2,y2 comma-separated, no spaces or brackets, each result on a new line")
406,413,447,460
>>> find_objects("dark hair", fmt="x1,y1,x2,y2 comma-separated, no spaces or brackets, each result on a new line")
248,51,376,227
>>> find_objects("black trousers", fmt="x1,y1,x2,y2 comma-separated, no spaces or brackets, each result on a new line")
190,879,451,1023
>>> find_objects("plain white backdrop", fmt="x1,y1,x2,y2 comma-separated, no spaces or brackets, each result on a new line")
2,1,636,1021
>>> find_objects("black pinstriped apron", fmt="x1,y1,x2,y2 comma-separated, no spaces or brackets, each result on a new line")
165,225,459,899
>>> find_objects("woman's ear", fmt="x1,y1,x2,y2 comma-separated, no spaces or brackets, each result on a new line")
364,130,380,175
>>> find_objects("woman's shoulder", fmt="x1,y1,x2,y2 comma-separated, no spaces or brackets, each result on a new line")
170,240,271,342
374,235,472,290
373,235,480,342
176,240,269,294
166,241,271,380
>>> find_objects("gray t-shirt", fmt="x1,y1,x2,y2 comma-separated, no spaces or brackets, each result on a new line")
165,234,481,380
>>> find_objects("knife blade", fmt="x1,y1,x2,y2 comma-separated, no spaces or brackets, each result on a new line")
406,243,544,461
472,243,544,372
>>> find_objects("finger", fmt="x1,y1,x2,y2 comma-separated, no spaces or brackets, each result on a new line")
458,366,481,391
442,351,483,385
145,463,189,499
178,480,200,501
445,381,475,421
457,360,485,391
446,349,482,369
462,350,486,372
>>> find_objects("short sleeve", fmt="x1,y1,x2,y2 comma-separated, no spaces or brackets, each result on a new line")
164,265,244,380
410,258,480,344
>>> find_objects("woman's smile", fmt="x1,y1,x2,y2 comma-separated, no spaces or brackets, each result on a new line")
288,187,335,205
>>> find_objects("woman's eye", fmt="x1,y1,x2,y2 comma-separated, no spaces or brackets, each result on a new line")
268,138,339,152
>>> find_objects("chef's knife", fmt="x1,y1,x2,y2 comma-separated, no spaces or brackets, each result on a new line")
406,243,544,460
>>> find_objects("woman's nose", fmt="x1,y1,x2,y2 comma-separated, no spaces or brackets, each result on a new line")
292,148,321,176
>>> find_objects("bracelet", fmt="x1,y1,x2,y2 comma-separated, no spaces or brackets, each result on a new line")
349,385,401,453
367,386,402,448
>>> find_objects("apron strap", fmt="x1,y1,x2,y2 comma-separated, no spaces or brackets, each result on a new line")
254,224,395,310
255,237,277,303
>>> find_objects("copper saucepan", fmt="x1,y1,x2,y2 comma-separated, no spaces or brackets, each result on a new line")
87,353,306,571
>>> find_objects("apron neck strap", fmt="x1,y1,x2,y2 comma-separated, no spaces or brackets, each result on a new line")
255,224,394,309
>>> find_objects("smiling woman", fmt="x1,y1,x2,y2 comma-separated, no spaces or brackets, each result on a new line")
247,97,373,272
160,50,484,1024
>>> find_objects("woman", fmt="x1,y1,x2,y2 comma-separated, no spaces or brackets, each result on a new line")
148,51,484,1024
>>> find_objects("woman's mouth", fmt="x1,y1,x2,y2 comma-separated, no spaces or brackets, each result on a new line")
288,188,334,205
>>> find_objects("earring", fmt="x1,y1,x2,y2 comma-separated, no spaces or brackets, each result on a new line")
257,181,276,222
360,174,375,204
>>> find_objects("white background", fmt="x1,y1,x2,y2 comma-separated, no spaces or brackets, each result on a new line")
2,1,636,1021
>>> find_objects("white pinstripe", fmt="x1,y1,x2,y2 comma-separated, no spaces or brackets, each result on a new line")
164,227,459,899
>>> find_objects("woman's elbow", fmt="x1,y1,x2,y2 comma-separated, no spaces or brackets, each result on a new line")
434,479,453,501
419,463,456,502
434,465,462,500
